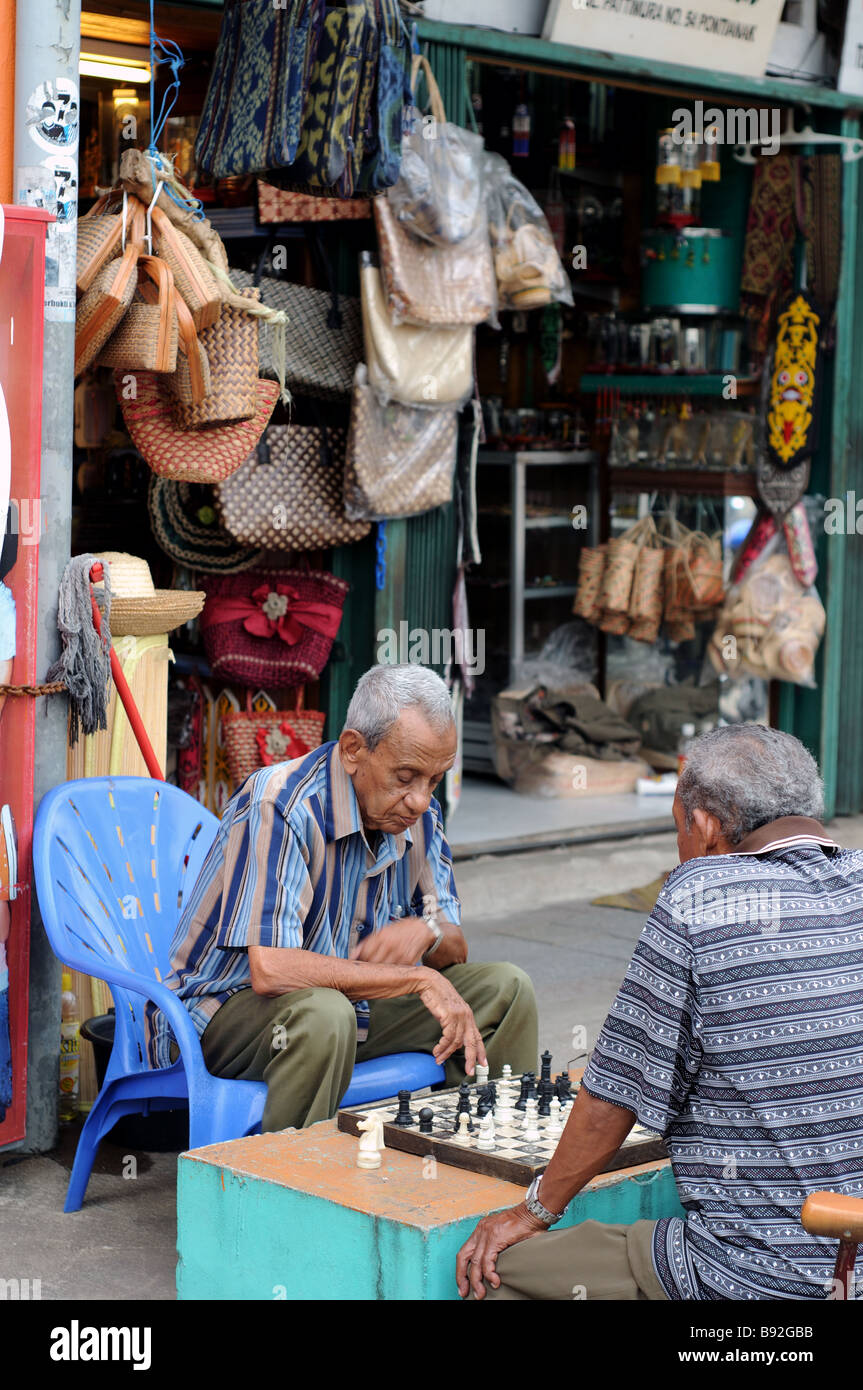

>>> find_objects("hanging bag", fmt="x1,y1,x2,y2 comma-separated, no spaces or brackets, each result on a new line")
171,289,212,407
151,204,222,332
344,363,458,521
98,254,179,374
286,0,370,195
356,0,412,193
171,286,261,428
76,192,135,295
200,566,351,689
374,191,497,328
216,424,371,550
74,219,142,377
360,257,473,407
222,687,327,787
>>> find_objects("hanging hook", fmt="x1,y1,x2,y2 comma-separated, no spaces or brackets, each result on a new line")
144,179,164,256
120,188,129,252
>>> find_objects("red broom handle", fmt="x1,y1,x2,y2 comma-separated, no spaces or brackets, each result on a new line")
88,563,165,781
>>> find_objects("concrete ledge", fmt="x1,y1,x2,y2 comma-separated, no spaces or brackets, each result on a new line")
177,1120,684,1300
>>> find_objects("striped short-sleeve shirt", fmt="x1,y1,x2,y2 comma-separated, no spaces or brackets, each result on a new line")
147,741,460,1067
582,817,863,1300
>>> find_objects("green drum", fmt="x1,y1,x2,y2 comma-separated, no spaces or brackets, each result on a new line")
641,228,741,315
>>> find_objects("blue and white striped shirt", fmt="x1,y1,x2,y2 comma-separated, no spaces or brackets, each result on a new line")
583,817,863,1300
148,741,460,1066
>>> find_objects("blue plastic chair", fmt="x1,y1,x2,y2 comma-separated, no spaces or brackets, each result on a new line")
34,777,444,1211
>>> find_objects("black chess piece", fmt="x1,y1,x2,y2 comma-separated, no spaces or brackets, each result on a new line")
455,1082,474,1133
554,1072,573,1105
476,1087,492,1119
418,1107,434,1134
526,1071,538,1100
392,1090,415,1126
540,1050,553,1085
514,1074,531,1111
537,1079,554,1117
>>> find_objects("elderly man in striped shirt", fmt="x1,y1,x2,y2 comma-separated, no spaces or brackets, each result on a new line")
459,725,863,1301
149,664,537,1132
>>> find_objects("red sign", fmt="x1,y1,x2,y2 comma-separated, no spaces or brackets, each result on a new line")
0,205,51,1147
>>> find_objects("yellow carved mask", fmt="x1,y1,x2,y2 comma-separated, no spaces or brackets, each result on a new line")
767,294,821,468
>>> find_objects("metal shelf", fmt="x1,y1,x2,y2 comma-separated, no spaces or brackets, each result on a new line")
525,585,579,599
580,373,760,397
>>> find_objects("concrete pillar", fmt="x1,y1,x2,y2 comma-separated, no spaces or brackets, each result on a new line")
12,0,81,1151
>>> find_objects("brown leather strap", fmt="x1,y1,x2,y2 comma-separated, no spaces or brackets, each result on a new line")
801,1192,863,1241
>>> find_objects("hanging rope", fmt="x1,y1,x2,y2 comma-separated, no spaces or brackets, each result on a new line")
147,0,204,221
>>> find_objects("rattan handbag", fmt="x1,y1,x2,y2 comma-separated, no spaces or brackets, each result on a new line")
344,364,457,520
118,371,279,484
200,567,350,689
76,193,134,295
216,425,371,550
97,255,179,374
171,287,261,428
151,205,222,332
74,236,140,377
222,688,326,787
374,192,496,327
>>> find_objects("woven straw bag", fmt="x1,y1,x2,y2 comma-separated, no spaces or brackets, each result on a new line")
344,364,457,521
76,193,133,295
222,689,326,788
74,239,140,377
117,371,279,484
172,290,212,407
230,267,362,402
200,567,350,689
151,204,222,332
216,425,371,550
374,194,496,328
98,255,179,374
171,287,261,428
572,545,607,624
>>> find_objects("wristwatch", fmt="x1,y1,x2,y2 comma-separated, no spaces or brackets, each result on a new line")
422,919,444,959
524,1174,567,1227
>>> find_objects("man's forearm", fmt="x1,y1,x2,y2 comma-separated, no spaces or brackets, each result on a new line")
249,944,430,1001
424,920,468,971
531,1086,637,1216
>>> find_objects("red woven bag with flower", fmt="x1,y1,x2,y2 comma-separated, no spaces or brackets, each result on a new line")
200,568,350,689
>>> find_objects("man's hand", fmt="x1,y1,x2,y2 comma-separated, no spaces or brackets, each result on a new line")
350,916,435,967
456,1204,546,1300
416,970,486,1074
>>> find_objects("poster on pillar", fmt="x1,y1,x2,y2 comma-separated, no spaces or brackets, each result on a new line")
0,205,51,1148
16,77,79,323
543,0,785,78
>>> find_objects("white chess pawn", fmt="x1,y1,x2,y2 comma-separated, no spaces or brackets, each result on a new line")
476,1061,490,1089
502,1063,513,1084
522,1099,541,1143
547,1096,564,1137
477,1112,496,1150
453,1112,472,1146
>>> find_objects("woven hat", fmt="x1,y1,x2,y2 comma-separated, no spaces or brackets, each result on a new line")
116,371,279,484
148,475,263,574
94,551,205,636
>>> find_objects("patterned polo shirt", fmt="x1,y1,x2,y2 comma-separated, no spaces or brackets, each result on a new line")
147,741,460,1067
582,816,863,1300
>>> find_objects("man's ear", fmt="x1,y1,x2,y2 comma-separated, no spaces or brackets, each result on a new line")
691,806,723,852
339,728,367,774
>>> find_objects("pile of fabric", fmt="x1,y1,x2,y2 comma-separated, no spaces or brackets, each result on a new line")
492,684,649,797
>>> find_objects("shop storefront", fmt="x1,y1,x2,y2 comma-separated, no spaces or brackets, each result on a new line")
5,0,863,1148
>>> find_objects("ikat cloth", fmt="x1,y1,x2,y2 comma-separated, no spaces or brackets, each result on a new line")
582,817,863,1300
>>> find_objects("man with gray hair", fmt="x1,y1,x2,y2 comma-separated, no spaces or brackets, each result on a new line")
459,724,863,1301
149,664,538,1131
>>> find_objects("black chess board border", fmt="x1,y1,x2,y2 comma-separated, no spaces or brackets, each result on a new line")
337,1088,668,1187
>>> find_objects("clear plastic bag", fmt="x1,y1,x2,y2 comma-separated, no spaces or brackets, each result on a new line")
388,57,485,248
484,151,574,311
707,529,825,687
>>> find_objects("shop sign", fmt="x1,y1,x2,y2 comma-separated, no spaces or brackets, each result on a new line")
543,0,785,79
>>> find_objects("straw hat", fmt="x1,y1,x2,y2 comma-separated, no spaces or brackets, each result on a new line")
94,551,205,636
147,476,262,574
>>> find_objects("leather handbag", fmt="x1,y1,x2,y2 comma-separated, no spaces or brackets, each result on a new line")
344,364,457,520
230,266,362,402
374,193,496,327
200,566,350,689
216,424,371,550
97,254,179,374
360,257,473,406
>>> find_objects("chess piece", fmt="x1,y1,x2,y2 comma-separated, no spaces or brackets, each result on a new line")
554,1072,574,1106
502,1063,513,1085
477,1112,496,1150
418,1107,434,1134
538,1078,554,1117
476,1088,493,1120
547,1097,564,1137
356,1113,384,1169
496,1089,514,1124
522,1099,541,1142
514,1074,532,1111
540,1050,553,1085
453,1112,472,1146
392,1090,415,1126
454,1082,473,1133
476,1061,490,1089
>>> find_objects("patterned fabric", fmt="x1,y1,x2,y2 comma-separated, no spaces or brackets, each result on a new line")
257,180,372,222
230,268,363,401
740,154,796,361
145,741,461,1065
582,817,863,1301
799,154,841,321
345,366,458,521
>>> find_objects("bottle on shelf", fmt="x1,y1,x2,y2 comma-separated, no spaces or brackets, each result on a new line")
677,722,697,775
59,970,81,1124
558,117,576,171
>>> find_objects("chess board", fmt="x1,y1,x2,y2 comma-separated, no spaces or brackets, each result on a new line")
338,1084,667,1187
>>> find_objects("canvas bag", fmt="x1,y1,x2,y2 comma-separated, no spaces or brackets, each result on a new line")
344,364,457,521
216,424,371,550
360,257,473,407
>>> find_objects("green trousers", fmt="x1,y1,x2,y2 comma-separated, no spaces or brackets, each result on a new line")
199,961,539,1133
472,1219,667,1301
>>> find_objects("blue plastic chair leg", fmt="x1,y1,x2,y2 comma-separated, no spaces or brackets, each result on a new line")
63,1087,118,1213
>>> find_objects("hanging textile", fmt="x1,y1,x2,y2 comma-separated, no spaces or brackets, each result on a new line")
740,153,795,361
